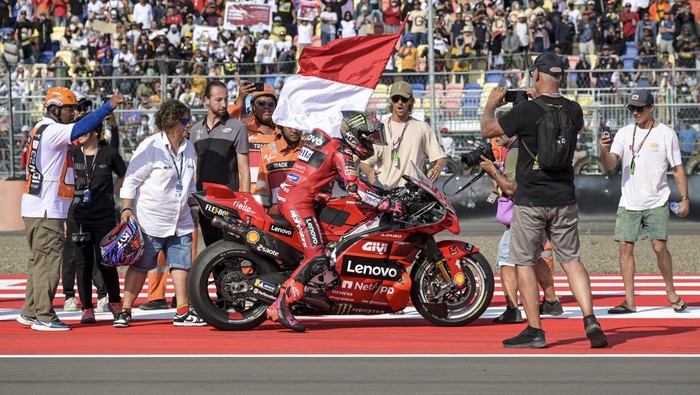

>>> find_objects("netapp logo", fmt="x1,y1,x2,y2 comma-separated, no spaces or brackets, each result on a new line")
341,258,401,281
269,224,293,237
361,242,388,254
341,280,394,295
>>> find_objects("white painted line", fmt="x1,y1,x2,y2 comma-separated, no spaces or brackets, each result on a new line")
1,354,699,359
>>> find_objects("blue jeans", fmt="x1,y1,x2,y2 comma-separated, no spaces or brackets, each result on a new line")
131,233,193,272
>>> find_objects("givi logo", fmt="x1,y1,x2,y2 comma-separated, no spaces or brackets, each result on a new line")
361,242,388,254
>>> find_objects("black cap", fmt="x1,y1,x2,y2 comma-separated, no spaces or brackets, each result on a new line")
628,90,654,107
532,52,565,78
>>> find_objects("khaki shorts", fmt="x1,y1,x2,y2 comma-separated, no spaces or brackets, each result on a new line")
510,204,581,266
614,205,669,242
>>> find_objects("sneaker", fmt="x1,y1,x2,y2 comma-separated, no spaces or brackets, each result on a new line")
108,301,123,319
63,297,79,312
17,314,37,326
31,320,72,331
173,308,208,327
267,300,305,332
503,326,547,348
583,315,609,348
113,310,132,328
139,299,169,310
80,308,96,324
493,307,523,324
540,299,564,316
96,297,109,312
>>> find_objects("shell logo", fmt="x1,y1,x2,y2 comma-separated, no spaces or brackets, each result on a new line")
246,231,260,244
454,272,467,286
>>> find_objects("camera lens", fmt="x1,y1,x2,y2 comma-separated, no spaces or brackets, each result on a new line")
461,144,495,168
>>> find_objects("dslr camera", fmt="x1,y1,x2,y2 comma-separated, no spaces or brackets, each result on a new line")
461,144,496,168
71,225,92,244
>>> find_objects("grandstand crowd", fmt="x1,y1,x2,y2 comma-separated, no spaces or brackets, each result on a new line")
1,0,699,156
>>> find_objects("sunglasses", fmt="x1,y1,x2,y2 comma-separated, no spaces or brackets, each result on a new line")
255,99,276,108
627,105,648,113
391,96,411,103
182,118,191,126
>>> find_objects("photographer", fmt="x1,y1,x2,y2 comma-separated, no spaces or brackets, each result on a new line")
473,106,562,324
480,53,607,349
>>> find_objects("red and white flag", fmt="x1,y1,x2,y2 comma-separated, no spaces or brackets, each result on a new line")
273,25,405,137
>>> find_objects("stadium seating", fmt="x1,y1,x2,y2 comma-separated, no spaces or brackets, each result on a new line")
485,71,503,84
38,51,54,64
463,83,482,117
443,83,464,116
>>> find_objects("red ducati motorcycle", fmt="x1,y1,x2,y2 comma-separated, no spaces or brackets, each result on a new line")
189,170,494,330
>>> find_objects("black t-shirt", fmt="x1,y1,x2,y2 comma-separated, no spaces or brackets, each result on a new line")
498,96,584,207
70,144,127,223
191,115,249,192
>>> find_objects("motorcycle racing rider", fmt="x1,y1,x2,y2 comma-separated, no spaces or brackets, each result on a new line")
268,111,406,332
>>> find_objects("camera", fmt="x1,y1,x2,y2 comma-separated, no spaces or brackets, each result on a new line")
461,144,496,168
71,227,92,244
253,82,265,91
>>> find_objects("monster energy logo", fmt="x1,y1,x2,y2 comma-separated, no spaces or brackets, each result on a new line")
336,303,354,315
345,114,366,129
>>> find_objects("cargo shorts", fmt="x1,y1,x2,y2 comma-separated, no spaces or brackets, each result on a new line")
509,204,581,266
614,204,669,242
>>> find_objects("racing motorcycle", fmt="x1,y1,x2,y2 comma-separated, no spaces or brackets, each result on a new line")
189,167,494,331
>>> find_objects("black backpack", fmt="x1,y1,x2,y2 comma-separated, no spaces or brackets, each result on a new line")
521,98,576,171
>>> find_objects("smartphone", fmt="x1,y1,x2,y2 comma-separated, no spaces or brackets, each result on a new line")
504,90,528,103
253,82,265,91
603,131,611,138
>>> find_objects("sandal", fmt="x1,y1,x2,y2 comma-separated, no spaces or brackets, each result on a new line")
669,297,688,313
607,304,636,314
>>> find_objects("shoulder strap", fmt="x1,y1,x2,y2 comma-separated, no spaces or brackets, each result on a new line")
25,124,50,196
532,97,550,113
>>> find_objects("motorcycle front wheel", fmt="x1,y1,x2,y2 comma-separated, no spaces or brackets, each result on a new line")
410,252,494,326
188,240,278,331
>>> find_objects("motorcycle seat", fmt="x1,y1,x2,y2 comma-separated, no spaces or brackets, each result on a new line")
269,214,293,230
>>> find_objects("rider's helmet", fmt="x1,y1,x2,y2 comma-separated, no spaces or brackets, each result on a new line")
340,110,387,160
73,91,93,112
100,218,145,267
44,87,78,108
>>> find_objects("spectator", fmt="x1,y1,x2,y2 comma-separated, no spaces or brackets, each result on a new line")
384,0,402,34
190,81,249,246
674,24,698,68
340,11,356,38
320,4,338,45
674,2,696,37
133,0,154,29
620,2,639,42
408,0,428,46
635,11,657,46
529,11,552,53
678,120,700,156
397,39,419,73
578,10,596,56
480,53,608,349
555,11,575,55
257,30,277,75
17,87,123,331
359,81,447,187
115,99,205,328
638,27,658,54
37,13,53,52
278,45,297,74
649,0,670,23
599,89,690,315
515,12,530,55
440,127,455,158
68,113,126,324
14,11,36,63
356,6,373,37
658,12,676,56
296,18,313,54
0,0,11,28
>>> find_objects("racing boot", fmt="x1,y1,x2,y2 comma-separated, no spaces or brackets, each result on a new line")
267,280,306,332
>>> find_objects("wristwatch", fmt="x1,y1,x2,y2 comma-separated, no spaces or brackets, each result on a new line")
680,196,689,202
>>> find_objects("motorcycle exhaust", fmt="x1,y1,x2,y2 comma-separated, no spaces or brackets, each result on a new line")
211,216,243,235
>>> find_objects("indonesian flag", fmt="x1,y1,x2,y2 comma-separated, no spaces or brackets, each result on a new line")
273,21,406,137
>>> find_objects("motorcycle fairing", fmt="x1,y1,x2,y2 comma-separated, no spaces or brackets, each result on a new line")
437,240,480,289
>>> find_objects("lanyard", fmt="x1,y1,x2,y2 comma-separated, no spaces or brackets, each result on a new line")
168,145,184,182
388,119,410,156
629,122,654,157
82,146,100,186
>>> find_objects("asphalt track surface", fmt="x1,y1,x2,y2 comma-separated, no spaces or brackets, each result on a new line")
1,274,699,394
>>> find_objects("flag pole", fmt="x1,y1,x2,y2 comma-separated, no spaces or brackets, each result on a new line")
426,2,437,136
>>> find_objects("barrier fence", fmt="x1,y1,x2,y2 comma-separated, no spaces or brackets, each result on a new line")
1,68,699,178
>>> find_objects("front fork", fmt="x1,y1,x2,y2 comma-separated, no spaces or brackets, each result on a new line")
424,237,478,292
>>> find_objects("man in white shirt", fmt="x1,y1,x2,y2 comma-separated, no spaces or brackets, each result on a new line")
256,30,277,75
600,89,690,315
440,127,455,158
17,87,123,331
133,0,153,29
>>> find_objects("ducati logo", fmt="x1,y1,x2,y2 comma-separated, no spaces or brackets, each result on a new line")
361,242,388,254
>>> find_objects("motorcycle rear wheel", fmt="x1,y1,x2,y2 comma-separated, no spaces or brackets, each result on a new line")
188,240,278,331
410,252,494,326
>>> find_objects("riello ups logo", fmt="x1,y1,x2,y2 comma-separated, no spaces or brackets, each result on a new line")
341,257,402,281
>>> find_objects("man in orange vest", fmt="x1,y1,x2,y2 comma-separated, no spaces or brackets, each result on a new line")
17,87,124,331
228,83,282,200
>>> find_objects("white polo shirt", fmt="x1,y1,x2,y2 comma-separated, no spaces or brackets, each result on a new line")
610,122,682,211
120,133,197,238
21,117,75,219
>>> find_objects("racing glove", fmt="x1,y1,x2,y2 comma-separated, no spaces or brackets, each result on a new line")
378,198,406,218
